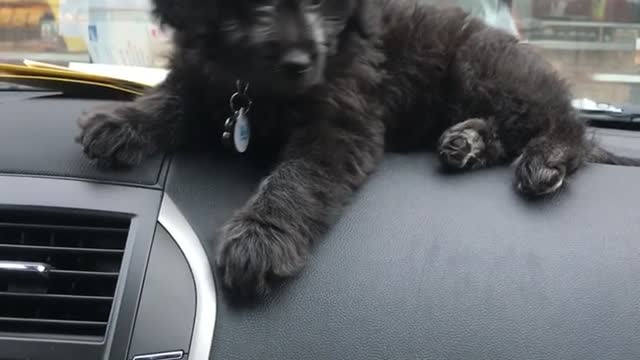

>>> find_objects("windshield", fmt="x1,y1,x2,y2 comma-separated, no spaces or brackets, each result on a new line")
1,0,639,105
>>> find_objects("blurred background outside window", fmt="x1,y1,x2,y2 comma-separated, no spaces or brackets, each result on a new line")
2,0,640,104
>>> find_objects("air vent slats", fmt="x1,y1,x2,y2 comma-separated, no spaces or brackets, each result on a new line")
0,210,129,339
0,222,127,233
49,269,119,278
0,317,108,337
0,292,114,302
0,244,125,255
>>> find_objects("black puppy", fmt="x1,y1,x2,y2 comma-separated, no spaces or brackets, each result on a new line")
77,0,636,296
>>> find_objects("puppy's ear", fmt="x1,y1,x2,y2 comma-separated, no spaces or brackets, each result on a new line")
350,0,382,39
152,0,212,30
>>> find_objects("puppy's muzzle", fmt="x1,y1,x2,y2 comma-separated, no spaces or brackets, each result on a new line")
280,49,313,77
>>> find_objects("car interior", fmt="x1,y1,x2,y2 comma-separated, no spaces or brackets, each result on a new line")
1,0,640,359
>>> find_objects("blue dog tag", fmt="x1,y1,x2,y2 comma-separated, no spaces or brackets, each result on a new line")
223,107,251,153
233,108,250,153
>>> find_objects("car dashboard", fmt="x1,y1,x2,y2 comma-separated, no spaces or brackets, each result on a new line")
0,93,639,360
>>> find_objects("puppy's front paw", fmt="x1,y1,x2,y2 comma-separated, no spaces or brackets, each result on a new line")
438,118,499,170
515,151,566,196
216,214,309,297
438,128,484,170
76,109,149,168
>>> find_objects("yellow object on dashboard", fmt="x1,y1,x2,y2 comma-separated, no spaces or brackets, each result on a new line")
0,61,148,99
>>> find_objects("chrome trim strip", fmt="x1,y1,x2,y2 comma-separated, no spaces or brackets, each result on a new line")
0,261,51,274
133,350,184,360
158,195,216,360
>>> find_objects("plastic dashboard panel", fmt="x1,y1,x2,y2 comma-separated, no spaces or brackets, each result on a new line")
0,175,162,360
128,225,196,358
1,94,640,360
0,95,200,360
0,96,167,186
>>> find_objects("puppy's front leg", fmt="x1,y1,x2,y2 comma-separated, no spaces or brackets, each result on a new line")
217,119,385,297
76,78,185,167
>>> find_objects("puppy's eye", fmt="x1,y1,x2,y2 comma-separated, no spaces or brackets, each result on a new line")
308,0,324,8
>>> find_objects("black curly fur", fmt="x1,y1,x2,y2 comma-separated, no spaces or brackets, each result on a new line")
77,0,630,296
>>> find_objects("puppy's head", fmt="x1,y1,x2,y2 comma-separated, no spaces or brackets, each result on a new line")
153,0,379,96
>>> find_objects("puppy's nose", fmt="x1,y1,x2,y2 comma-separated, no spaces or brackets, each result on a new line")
280,49,312,76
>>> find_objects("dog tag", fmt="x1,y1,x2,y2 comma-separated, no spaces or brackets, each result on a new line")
223,107,251,153
233,108,251,153
223,80,252,153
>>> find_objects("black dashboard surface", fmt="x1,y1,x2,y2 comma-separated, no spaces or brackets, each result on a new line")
2,94,640,359
166,146,640,360
0,96,166,186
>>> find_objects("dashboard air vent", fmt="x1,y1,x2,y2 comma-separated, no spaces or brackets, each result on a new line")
0,209,129,339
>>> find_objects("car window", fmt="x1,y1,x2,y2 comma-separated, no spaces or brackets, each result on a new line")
1,0,639,105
